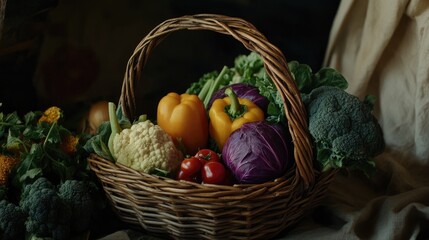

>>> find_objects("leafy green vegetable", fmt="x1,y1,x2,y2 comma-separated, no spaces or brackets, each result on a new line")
314,67,348,90
233,52,265,82
84,121,112,160
287,61,314,93
288,60,348,94
84,104,133,162
186,70,219,95
187,66,235,109
250,73,286,124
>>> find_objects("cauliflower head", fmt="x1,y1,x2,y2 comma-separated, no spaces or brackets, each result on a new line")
113,120,183,174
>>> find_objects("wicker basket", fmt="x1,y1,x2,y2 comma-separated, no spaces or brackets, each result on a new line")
88,14,336,239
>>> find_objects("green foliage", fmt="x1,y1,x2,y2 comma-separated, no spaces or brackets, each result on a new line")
250,73,286,124
0,110,92,191
186,70,219,96
186,66,236,109
288,60,348,94
83,121,112,160
232,52,266,82
84,104,132,161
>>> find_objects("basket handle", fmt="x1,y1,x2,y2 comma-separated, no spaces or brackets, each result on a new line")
119,14,315,186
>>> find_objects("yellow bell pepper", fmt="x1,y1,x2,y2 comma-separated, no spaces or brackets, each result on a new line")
157,92,209,155
209,88,264,150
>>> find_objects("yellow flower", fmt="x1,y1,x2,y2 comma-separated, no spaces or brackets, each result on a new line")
60,134,79,155
0,155,18,186
38,106,62,124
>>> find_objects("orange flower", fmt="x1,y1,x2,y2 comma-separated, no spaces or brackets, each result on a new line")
38,106,62,124
60,134,79,155
0,155,18,186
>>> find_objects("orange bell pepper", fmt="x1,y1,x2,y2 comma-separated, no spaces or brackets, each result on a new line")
157,93,209,155
209,88,264,150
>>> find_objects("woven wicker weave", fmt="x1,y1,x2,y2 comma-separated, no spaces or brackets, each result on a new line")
88,14,336,239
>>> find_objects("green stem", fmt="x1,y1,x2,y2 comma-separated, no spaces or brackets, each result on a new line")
0,122,20,126
42,121,57,149
224,87,245,119
198,79,213,101
203,66,229,108
13,138,29,154
42,122,61,172
138,114,147,122
108,102,122,159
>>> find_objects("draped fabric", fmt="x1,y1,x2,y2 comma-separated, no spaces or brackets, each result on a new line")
282,0,429,239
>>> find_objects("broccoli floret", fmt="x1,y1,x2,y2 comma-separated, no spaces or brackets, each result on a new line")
304,86,385,174
58,179,98,233
19,177,71,240
0,200,27,240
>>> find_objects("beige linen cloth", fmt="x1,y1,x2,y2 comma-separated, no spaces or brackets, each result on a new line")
282,0,429,239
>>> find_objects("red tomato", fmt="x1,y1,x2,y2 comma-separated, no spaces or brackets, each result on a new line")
202,161,226,184
180,157,203,176
197,157,208,167
195,149,220,162
177,170,193,182
177,169,202,183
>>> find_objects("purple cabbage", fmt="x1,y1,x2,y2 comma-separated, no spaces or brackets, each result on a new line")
222,121,293,184
208,83,269,112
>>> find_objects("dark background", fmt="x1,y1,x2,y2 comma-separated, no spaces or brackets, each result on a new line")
0,0,340,126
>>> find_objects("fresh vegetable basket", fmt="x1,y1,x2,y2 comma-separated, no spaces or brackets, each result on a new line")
88,14,337,239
